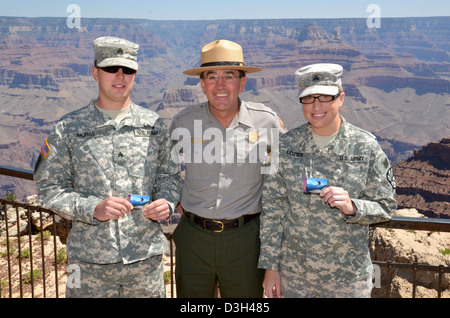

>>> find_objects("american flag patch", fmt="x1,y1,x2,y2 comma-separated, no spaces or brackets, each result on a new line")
41,139,51,158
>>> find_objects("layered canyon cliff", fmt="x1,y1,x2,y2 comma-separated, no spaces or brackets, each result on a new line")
0,17,448,216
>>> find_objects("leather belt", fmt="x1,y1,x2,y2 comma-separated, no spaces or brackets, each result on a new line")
184,211,260,232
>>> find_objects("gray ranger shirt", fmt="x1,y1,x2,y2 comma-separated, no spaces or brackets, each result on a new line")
170,100,286,220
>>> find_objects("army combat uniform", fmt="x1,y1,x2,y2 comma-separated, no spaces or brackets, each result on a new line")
258,117,397,297
34,101,181,297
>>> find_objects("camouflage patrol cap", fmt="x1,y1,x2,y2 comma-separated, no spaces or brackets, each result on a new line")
93,36,139,70
295,63,343,98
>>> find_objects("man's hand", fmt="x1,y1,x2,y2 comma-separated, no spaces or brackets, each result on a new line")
143,198,171,221
93,197,133,221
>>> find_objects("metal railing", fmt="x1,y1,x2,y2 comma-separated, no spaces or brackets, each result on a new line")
0,165,34,180
1,165,450,298
1,199,62,298
0,197,175,298
372,217,450,298
0,165,176,298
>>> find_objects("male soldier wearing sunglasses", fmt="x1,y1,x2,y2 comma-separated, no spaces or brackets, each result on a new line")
34,36,181,297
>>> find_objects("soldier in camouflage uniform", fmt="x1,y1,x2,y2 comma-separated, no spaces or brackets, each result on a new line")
33,37,181,298
258,63,397,298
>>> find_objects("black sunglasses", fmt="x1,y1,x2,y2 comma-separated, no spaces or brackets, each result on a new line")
98,66,137,75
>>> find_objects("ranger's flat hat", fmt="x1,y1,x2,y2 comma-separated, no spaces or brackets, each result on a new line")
295,63,343,98
183,40,261,76
94,36,139,71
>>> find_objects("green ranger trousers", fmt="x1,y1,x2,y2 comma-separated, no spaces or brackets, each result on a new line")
173,214,264,298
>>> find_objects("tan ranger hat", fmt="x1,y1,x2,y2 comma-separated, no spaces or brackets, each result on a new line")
183,39,261,76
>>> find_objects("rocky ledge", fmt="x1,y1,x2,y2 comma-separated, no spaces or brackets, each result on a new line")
394,137,450,219
369,209,450,298
1,196,449,298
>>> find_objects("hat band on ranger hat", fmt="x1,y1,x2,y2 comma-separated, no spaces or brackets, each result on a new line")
183,62,261,76
200,61,245,67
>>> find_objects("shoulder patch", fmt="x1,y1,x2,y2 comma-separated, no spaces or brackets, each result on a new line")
386,167,396,189
41,139,51,158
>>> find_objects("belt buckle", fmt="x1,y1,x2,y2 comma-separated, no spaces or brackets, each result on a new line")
211,220,224,232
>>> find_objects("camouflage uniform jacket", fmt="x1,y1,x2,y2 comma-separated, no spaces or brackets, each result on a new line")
34,101,181,264
259,117,397,283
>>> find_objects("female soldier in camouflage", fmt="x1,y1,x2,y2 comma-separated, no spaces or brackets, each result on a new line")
258,63,397,298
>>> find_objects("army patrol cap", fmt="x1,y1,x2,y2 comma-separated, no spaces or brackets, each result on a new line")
94,36,139,71
183,39,261,76
295,63,343,98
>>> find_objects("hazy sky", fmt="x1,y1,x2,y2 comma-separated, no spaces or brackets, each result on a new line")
1,0,449,20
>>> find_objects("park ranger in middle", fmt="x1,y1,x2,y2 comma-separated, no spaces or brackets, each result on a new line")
170,39,286,298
